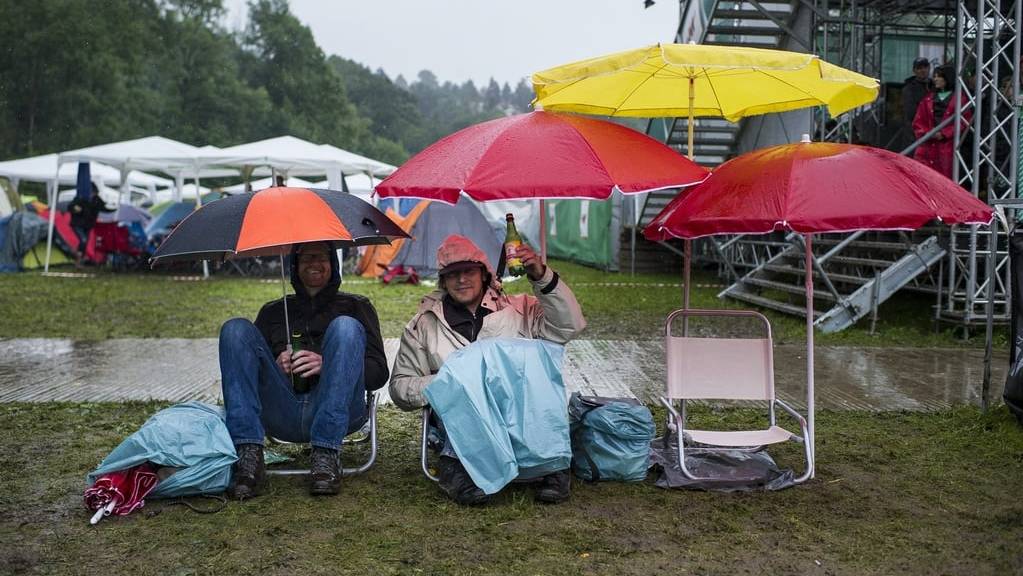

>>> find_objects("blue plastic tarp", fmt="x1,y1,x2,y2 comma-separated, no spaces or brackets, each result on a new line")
424,338,571,494
87,402,237,498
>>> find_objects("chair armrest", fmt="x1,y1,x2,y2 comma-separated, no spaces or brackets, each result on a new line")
773,399,807,440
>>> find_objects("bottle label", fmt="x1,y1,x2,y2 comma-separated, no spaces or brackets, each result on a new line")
505,241,524,275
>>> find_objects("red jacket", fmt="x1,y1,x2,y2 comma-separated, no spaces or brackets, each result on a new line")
911,91,972,179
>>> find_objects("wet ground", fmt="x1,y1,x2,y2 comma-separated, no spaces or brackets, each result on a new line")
0,338,1006,411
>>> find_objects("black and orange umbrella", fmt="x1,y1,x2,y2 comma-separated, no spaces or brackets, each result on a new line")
151,186,407,263
151,187,408,342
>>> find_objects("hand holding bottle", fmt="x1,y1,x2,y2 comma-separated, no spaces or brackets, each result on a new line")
509,243,546,281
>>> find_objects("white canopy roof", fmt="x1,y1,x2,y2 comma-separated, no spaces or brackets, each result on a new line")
319,144,396,178
51,135,395,184
0,153,173,189
220,176,321,194
200,136,395,184
221,174,375,204
58,136,237,178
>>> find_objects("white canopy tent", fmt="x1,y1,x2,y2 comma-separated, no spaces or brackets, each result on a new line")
0,153,172,194
199,136,396,190
58,137,236,201
51,137,240,272
44,135,396,273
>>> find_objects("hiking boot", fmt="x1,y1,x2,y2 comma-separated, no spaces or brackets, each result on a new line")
535,469,571,504
309,447,342,496
227,444,266,500
438,456,490,506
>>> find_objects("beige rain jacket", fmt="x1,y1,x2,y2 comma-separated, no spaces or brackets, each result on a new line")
388,266,586,411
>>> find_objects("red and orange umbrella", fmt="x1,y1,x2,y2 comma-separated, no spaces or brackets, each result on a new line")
151,186,407,263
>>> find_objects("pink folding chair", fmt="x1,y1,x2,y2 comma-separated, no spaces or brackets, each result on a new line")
659,309,812,483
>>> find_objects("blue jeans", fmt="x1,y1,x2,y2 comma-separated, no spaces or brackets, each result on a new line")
219,316,367,451
71,225,89,253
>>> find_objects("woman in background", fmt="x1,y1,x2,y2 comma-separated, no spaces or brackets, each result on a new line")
912,65,972,179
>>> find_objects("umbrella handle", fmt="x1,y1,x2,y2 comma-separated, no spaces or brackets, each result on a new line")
90,499,117,525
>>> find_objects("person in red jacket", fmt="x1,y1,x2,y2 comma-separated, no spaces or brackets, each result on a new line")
912,65,972,179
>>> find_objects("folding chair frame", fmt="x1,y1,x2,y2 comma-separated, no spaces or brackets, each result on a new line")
660,308,813,484
266,391,379,477
420,406,440,482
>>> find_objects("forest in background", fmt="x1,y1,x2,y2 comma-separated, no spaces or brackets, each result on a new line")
0,0,536,167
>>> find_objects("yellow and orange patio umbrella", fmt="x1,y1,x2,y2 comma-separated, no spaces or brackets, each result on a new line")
532,43,879,160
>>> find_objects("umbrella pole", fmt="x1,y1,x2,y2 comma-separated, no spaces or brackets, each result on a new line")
682,239,692,336
631,195,637,276
280,252,292,355
687,78,695,161
539,198,547,263
90,499,116,525
804,233,816,478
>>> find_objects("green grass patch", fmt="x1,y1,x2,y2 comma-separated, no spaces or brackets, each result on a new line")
0,261,1001,346
1,402,1021,575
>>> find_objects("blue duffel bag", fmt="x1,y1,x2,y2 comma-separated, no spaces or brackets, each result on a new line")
569,393,655,482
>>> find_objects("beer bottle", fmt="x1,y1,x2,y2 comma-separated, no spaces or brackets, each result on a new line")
504,213,526,277
290,331,310,393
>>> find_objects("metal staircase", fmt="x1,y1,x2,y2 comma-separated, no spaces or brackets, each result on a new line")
638,1,804,229
719,230,948,332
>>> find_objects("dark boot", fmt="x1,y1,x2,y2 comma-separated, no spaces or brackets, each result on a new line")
438,456,490,506
535,469,571,504
309,446,342,496
227,444,266,500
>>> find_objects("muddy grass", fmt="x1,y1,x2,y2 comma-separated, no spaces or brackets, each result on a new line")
2,402,1021,575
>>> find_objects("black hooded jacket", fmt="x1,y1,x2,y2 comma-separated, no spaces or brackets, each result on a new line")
254,246,388,391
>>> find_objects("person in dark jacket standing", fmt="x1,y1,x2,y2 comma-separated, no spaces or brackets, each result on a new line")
219,241,388,499
67,183,113,267
902,57,933,141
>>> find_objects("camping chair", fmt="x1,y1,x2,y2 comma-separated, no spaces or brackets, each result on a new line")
266,391,379,477
420,406,441,482
659,309,812,484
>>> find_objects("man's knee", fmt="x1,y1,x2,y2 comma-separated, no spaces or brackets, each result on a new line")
220,317,257,343
324,316,365,345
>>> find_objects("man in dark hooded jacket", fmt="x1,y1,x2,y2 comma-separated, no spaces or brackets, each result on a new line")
67,183,114,266
219,241,388,499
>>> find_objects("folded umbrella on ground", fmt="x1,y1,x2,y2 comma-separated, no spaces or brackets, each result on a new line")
84,462,159,524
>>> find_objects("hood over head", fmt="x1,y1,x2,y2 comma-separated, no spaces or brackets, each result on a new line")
289,241,341,301
436,234,502,293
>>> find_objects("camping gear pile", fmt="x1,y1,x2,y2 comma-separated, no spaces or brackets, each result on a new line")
85,402,237,524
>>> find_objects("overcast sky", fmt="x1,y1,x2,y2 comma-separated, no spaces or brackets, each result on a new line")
225,0,680,87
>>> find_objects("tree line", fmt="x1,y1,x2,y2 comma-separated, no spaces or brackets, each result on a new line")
0,0,535,168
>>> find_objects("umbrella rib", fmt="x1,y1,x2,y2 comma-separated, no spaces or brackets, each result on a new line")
756,69,826,105
702,68,727,115
612,61,675,114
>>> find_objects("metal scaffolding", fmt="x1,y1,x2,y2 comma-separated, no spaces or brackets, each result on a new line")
674,0,1020,332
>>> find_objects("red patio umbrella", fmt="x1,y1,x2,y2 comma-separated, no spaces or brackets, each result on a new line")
645,140,993,240
375,111,708,260
643,137,993,478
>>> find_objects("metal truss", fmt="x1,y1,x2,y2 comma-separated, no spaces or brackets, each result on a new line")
941,0,1021,328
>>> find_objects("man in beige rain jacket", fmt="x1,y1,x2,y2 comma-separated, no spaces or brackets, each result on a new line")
390,234,586,505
